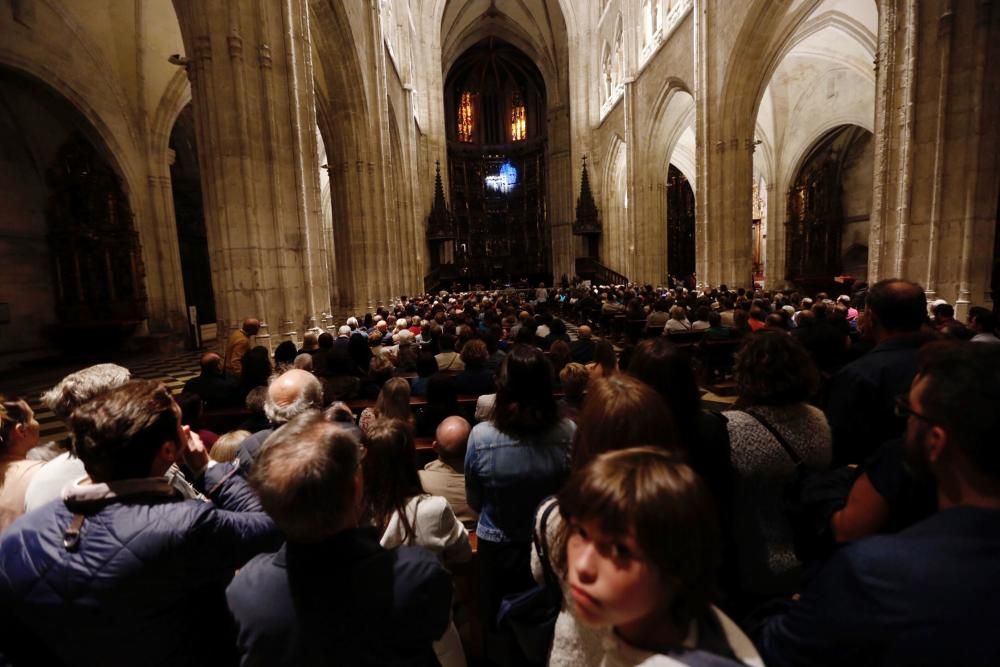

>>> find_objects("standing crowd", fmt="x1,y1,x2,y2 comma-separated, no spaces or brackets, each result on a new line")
1,277,999,666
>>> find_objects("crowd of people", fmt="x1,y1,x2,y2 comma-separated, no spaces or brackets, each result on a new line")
0,277,998,666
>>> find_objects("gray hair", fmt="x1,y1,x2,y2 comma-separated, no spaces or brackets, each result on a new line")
338,325,351,337
264,375,323,425
293,353,314,371
346,317,359,328
41,363,131,422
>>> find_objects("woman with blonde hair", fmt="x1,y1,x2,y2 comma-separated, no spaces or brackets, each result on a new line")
664,305,693,334
358,376,414,434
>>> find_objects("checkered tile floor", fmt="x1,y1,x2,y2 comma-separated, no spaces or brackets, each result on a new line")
2,350,204,446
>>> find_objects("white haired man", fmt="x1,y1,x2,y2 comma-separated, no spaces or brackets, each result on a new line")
235,369,324,472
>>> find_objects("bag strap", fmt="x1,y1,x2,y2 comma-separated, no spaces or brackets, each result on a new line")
743,409,802,466
533,498,561,589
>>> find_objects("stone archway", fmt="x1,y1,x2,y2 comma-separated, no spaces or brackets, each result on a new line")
169,103,215,331
784,124,873,287
0,66,148,360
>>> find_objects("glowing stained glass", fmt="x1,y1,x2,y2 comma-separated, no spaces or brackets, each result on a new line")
458,91,475,142
511,92,526,141
485,161,518,193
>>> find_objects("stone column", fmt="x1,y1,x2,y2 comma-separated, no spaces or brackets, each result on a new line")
173,0,331,341
870,0,998,314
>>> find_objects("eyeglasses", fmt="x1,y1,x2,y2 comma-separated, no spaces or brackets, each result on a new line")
894,395,934,423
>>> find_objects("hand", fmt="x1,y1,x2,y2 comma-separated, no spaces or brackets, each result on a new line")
180,425,210,475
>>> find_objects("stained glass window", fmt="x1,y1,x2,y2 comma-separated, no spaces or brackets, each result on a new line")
510,91,526,142
458,91,475,142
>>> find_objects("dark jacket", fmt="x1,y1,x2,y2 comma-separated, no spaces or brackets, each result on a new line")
452,365,497,396
569,338,596,364
824,334,927,465
236,427,277,473
183,371,242,408
227,528,452,666
757,507,1000,667
0,464,280,667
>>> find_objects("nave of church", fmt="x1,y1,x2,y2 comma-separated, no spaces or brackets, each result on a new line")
0,0,997,365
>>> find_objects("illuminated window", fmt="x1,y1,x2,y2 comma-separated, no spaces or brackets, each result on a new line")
510,91,526,142
458,91,475,143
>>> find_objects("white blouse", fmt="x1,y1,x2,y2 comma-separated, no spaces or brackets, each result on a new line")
380,493,472,566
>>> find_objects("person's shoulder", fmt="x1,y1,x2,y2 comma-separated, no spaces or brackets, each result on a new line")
393,543,450,583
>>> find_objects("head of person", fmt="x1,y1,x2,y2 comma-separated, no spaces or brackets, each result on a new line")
494,344,559,437
264,369,323,425
240,346,272,386
375,377,412,421
577,325,593,341
592,339,617,376
318,332,334,349
733,332,819,407
293,353,314,372
70,380,185,482
573,375,678,470
902,343,1000,495
361,418,423,540
174,392,204,429
199,352,224,376
626,338,700,449
0,396,40,459
708,310,722,328
245,385,268,416
932,303,955,323
416,350,440,379
559,362,590,401
301,332,319,351
439,333,457,352
250,411,363,540
460,338,489,369
669,305,687,322
42,363,131,424
549,340,572,375
210,429,251,463
274,341,298,368
969,306,997,335
434,415,471,467
865,278,927,337
557,447,720,638
242,318,261,336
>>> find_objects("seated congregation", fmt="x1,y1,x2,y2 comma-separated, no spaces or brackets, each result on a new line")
1,278,999,666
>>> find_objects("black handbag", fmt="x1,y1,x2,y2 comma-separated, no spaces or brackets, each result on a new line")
496,499,562,665
743,410,849,563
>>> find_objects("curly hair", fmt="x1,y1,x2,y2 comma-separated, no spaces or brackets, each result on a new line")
733,332,819,406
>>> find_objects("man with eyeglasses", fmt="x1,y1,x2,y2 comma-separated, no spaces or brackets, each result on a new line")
757,343,1000,666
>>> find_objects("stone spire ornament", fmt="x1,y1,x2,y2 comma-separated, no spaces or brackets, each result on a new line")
573,155,601,236
426,160,455,240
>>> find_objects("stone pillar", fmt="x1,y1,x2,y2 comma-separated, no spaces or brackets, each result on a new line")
173,0,331,341
870,0,998,315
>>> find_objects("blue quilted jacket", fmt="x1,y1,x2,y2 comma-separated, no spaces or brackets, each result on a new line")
0,463,281,667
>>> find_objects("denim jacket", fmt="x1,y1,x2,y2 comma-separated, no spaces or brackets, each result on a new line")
465,419,574,543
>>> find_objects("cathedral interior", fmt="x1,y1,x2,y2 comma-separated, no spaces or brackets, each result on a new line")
0,0,997,369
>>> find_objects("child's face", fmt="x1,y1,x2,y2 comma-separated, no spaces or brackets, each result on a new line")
566,518,669,634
